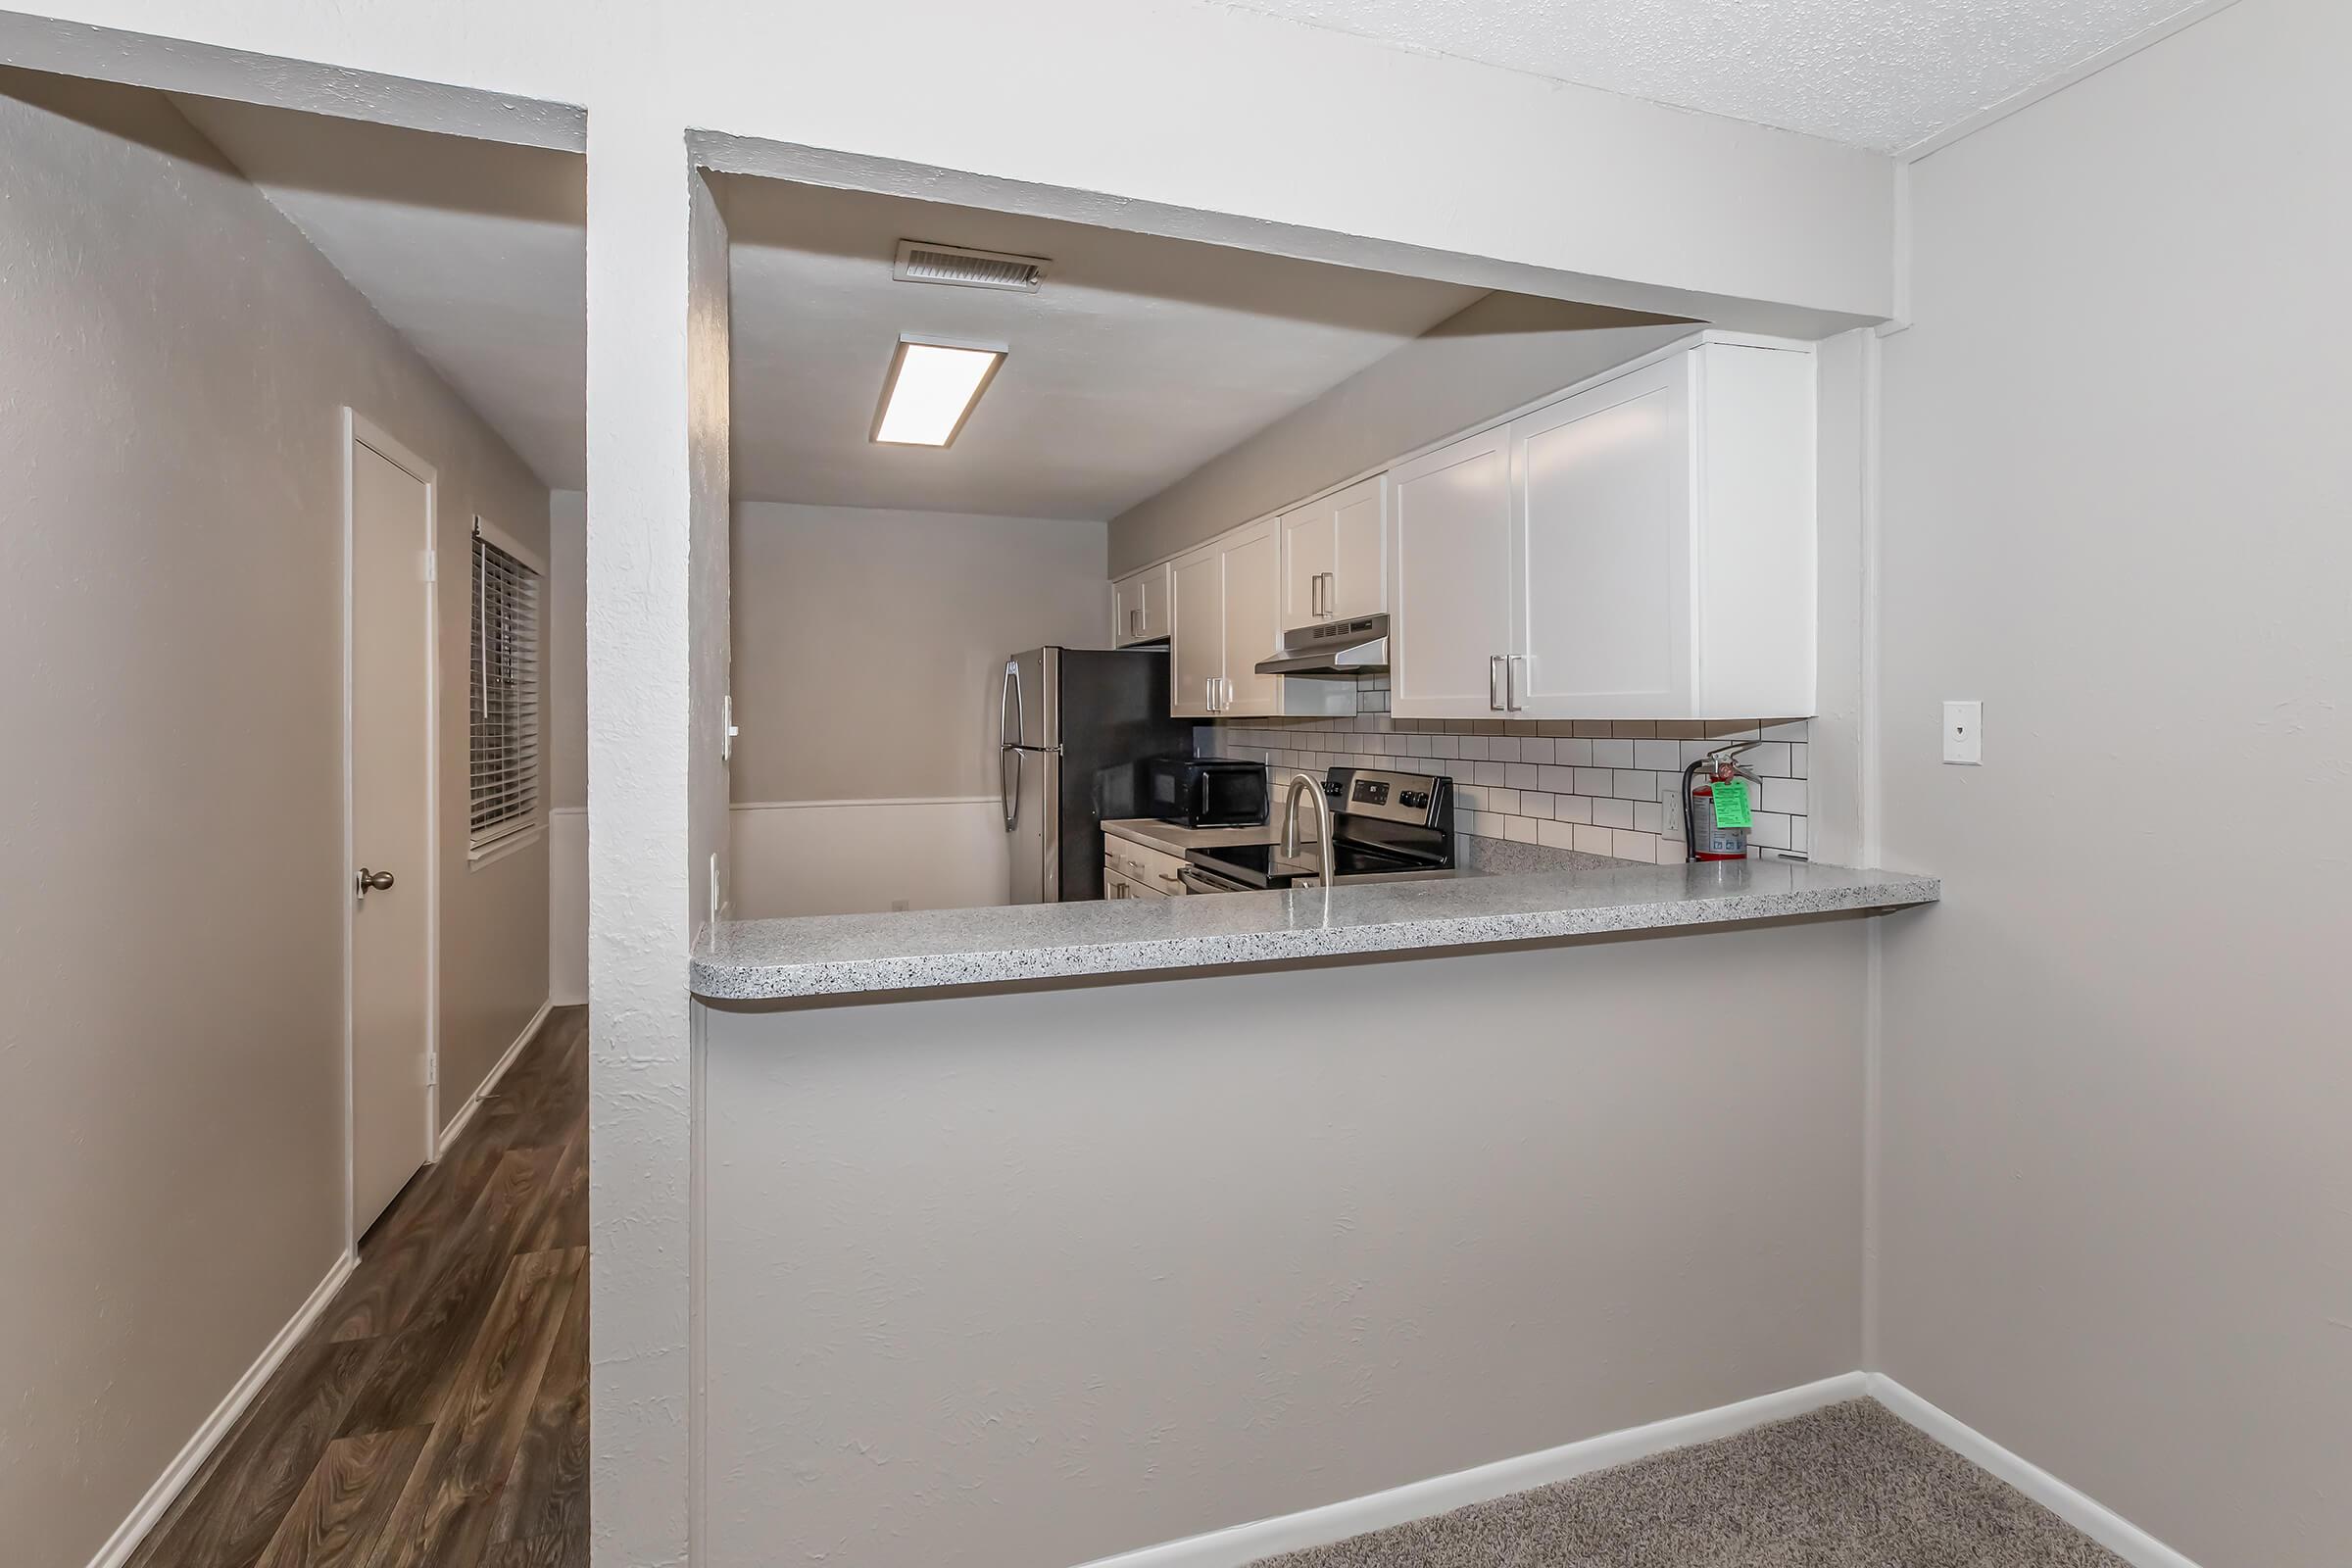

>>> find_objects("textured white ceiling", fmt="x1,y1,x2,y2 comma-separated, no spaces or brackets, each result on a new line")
1206,0,2205,151
172,93,587,489
718,177,1482,519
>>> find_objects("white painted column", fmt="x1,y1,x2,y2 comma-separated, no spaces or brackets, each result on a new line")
585,114,730,1568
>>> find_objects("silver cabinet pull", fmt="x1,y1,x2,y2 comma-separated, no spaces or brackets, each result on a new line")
1321,571,1335,617
1204,675,1216,711
1489,655,1505,711
1223,676,1236,710
1506,654,1525,711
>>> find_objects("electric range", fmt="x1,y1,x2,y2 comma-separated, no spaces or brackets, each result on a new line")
1180,766,1454,892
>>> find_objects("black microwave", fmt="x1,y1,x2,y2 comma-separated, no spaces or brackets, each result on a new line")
1145,756,1269,828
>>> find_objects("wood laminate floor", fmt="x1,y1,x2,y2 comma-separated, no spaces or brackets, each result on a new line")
127,1005,589,1568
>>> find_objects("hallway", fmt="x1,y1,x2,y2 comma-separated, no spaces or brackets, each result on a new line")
125,1007,588,1568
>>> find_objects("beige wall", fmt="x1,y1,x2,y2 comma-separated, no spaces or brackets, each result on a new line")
1876,3,2352,1563
1108,296,1690,575
548,489,588,810
547,490,587,1003
0,72,551,1568
703,918,1869,1566
729,502,1109,802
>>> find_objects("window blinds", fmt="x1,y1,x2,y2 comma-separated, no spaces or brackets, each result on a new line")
470,525,541,846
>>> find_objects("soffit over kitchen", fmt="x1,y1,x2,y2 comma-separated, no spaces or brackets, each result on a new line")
715,175,1491,521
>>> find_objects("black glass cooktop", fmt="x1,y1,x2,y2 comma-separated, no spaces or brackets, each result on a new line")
1187,841,1434,889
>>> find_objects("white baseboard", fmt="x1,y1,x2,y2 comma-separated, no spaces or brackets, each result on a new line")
84,1250,358,1568
1867,1374,2201,1568
436,998,552,1155
1071,1373,1870,1568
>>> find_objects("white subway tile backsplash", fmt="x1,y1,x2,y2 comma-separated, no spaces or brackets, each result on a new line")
1203,693,1809,869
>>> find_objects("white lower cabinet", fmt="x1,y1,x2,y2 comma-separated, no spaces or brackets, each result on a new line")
1103,838,1187,898
1391,339,1816,722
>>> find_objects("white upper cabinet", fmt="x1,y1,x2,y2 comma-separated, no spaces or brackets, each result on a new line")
1278,474,1387,628
1112,562,1170,646
1134,332,1816,726
1169,542,1224,718
1166,516,1345,719
1388,429,1515,719
1391,338,1816,722
1511,356,1690,716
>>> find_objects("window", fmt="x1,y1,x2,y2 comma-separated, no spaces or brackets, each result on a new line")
469,519,541,854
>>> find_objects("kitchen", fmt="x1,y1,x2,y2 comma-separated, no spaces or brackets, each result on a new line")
724,176,1822,922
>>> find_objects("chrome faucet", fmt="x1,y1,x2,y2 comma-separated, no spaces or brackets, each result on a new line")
1281,771,1335,887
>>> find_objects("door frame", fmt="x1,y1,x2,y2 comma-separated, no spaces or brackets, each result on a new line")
341,408,442,1252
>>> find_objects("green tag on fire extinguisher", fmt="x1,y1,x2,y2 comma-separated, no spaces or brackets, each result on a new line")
1710,777,1753,830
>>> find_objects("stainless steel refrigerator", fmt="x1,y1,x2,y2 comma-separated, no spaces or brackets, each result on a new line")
999,647,1192,903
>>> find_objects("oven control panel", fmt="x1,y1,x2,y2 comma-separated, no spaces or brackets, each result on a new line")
1329,767,1450,828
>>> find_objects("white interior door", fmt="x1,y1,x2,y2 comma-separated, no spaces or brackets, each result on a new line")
349,429,435,1238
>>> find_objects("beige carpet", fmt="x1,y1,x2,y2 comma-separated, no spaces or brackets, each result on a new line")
1251,1399,2129,1567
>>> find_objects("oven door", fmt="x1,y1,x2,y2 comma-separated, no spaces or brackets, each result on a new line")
1177,862,1254,895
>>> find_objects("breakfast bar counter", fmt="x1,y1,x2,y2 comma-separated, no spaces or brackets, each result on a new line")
690,857,1940,1002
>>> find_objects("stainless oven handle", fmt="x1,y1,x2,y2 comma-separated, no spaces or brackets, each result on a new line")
1178,864,1250,894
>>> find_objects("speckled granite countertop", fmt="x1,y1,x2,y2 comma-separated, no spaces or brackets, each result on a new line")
1102,816,1284,853
691,858,1939,1003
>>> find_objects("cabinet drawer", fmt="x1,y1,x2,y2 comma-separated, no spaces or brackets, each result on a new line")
1105,838,1190,895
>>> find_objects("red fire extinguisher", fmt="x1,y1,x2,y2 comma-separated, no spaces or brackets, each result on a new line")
1682,745,1762,862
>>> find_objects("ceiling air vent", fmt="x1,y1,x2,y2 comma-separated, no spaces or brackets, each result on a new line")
893,240,1050,293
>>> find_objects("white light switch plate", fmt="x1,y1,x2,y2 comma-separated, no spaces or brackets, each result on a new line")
1943,701,1983,765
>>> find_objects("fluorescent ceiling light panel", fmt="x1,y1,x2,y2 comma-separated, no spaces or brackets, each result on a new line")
872,336,1004,447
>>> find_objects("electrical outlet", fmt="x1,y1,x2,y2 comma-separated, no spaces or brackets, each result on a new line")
1942,701,1983,765
889,898,910,912
1659,774,1686,841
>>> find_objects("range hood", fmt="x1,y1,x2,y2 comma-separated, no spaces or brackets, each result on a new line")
1255,612,1390,678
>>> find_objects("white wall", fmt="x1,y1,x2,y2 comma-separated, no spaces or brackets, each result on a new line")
729,503,1107,915
1110,296,1691,574
0,0,1898,327
0,71,551,1568
0,11,1906,1567
701,919,1869,1566
1875,3,2352,1563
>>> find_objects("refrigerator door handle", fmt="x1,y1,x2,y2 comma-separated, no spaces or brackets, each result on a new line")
999,659,1022,831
